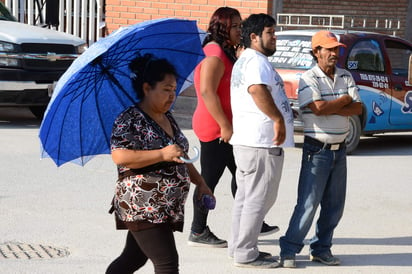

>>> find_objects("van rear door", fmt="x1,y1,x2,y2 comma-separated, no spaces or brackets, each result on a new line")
345,38,390,131
385,38,412,125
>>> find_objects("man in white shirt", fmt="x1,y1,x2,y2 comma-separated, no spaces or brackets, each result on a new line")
229,13,294,269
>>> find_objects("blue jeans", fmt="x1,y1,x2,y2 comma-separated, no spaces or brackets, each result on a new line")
279,140,347,257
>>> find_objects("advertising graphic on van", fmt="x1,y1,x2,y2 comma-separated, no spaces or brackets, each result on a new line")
402,91,412,113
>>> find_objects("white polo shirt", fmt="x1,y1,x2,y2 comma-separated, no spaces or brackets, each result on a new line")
230,48,294,148
299,65,361,143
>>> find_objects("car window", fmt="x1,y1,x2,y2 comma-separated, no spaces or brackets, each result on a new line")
269,35,315,69
347,40,384,73
384,39,412,77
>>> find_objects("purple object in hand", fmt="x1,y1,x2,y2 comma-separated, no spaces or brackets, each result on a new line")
201,195,216,210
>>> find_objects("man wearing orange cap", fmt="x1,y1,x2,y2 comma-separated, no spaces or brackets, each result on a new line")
279,30,362,268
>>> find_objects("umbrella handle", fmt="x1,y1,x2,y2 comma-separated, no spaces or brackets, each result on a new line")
180,146,200,163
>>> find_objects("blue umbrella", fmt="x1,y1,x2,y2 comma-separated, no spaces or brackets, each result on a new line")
39,18,205,166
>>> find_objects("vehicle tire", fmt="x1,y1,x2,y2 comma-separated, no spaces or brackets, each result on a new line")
345,115,361,154
29,106,47,120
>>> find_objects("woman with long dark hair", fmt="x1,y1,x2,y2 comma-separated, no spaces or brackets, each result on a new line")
187,6,240,248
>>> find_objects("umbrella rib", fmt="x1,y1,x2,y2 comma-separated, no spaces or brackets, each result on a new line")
96,62,135,149
77,71,95,166
39,92,66,165
94,76,112,153
98,62,136,103
136,47,204,56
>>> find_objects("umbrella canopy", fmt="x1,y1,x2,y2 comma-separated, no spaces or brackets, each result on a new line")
39,18,205,166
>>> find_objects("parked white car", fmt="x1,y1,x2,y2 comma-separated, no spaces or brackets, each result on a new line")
0,2,86,118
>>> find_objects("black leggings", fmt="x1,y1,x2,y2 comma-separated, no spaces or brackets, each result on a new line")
190,138,237,234
106,224,179,274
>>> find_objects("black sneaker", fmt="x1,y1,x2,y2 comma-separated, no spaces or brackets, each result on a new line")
259,221,279,236
187,226,227,248
234,252,280,268
310,253,340,266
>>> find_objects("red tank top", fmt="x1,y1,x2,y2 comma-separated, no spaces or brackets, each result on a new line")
192,43,233,142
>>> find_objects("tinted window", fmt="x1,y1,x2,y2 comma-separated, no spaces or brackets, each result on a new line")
385,40,412,76
269,35,315,69
347,40,384,72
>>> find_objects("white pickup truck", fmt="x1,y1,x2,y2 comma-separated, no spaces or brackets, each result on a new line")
0,2,86,118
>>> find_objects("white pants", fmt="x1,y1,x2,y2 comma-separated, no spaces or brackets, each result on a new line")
229,145,284,263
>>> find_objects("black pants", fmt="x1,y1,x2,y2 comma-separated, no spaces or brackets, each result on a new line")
190,138,237,234
106,224,179,274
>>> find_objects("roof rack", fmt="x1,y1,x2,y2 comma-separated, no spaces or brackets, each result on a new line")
277,14,344,29
276,13,400,36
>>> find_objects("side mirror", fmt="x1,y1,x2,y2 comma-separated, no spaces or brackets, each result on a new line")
409,54,412,85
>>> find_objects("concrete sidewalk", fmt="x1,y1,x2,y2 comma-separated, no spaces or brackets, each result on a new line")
0,104,411,273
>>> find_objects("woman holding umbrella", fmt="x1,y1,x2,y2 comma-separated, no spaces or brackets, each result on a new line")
106,54,213,274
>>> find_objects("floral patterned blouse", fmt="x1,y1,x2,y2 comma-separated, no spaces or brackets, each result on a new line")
110,105,190,231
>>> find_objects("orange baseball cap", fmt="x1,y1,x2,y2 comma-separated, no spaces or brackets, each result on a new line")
311,30,346,50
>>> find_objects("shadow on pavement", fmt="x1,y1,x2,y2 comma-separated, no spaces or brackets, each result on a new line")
334,236,412,246
257,237,412,267
338,253,412,267
292,253,412,268
258,236,412,246
351,133,412,156
0,107,41,129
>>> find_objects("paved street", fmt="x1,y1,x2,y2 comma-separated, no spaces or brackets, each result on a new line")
0,106,411,273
